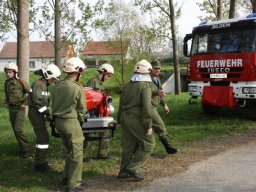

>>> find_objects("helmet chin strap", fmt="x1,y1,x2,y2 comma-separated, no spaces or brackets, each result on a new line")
75,73,81,82
14,72,19,79
42,73,50,86
100,73,106,82
46,79,50,86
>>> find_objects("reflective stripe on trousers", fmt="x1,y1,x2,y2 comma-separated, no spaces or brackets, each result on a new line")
36,144,49,149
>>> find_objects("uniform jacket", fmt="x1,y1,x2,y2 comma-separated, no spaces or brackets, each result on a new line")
150,76,167,108
86,75,104,91
52,76,86,123
5,78,30,108
117,81,152,129
27,79,50,116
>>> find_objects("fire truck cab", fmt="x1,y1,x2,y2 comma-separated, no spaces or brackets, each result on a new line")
183,13,256,114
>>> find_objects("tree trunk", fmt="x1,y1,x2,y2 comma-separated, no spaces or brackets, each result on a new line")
217,0,223,20
229,0,236,18
17,0,29,82
17,2,20,78
169,0,180,95
120,38,125,84
251,0,256,13
55,0,62,68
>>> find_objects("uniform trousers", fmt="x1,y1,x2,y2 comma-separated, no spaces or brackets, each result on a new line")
28,107,49,165
120,112,155,173
9,107,30,151
55,118,84,188
152,108,167,139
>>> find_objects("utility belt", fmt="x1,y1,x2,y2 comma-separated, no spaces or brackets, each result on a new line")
121,105,140,111
123,111,142,119
54,116,77,120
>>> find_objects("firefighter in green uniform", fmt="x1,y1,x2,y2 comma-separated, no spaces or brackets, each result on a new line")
52,57,87,192
27,64,61,172
84,63,114,161
117,59,155,181
150,60,178,154
4,62,31,158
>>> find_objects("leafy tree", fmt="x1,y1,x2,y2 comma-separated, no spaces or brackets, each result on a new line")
95,0,169,57
251,0,256,12
229,0,237,18
0,0,38,43
94,0,156,84
197,0,230,21
217,0,223,20
37,0,101,66
17,0,30,82
54,0,61,68
241,0,256,13
197,0,256,21
0,0,37,82
168,0,180,94
0,1,17,41
134,0,182,94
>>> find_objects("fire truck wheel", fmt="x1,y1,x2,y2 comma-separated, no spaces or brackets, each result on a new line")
202,104,220,115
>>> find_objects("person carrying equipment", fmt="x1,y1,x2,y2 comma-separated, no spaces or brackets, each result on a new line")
84,63,114,161
27,64,61,172
52,57,87,192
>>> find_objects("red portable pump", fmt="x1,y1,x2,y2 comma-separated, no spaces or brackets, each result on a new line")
84,87,113,117
51,87,116,140
82,87,116,141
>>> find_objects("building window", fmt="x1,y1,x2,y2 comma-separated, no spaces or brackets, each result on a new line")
29,61,35,68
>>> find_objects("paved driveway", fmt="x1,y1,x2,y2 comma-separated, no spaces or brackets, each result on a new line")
136,141,256,192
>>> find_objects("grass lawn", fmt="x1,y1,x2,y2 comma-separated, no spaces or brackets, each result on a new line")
1,70,256,191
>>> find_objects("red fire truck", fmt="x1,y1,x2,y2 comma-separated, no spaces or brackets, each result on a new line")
183,13,256,114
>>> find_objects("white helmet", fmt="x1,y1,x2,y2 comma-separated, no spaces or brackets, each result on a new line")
4,62,18,72
98,63,114,75
63,57,86,73
42,64,61,80
133,59,152,74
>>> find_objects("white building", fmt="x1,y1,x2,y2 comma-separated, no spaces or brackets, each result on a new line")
0,41,67,71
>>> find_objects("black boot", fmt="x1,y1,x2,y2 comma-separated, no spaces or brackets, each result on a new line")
160,137,178,154
34,162,53,172
19,149,32,158
117,169,144,181
66,183,88,192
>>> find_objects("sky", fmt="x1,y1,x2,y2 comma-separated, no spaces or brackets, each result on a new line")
176,0,203,37
1,0,204,46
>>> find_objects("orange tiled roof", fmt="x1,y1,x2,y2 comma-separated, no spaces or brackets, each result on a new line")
0,41,66,59
81,41,129,55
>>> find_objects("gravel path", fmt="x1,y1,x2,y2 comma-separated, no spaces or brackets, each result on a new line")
135,141,256,192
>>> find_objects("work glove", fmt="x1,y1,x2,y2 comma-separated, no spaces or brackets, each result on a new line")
50,120,60,138
79,121,84,127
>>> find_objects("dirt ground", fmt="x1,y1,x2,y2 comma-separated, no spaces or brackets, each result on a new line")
83,129,256,192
